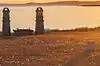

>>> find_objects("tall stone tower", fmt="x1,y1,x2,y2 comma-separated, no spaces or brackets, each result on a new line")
2,7,11,36
35,7,44,35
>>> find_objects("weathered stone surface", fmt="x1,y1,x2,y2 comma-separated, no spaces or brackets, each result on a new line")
2,7,11,36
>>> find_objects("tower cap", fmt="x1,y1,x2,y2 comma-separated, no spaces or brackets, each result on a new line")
36,7,43,12
3,7,10,12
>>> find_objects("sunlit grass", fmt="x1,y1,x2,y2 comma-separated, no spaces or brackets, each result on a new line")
0,31,100,66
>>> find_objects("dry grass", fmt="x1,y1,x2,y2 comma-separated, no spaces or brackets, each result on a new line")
0,31,100,66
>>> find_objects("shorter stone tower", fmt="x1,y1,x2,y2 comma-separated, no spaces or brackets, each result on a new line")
2,7,11,36
35,7,44,35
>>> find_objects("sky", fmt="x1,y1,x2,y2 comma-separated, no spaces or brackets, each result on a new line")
0,0,99,4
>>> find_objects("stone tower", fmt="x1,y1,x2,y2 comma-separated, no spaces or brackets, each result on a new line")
35,7,44,35
2,7,11,36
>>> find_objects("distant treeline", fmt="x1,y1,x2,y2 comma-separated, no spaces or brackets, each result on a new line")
46,26,100,32
0,26,100,34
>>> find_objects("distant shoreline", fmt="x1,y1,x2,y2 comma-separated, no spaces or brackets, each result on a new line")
1,1,100,6
81,5,100,6
0,5,100,7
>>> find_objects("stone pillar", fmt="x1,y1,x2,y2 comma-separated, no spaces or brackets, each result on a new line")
2,7,11,36
35,7,44,35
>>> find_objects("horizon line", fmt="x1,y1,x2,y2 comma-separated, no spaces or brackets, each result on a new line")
0,1,100,4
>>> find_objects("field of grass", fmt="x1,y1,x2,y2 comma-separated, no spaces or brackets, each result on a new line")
0,31,100,66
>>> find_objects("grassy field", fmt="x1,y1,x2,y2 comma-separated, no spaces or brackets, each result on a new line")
0,31,100,66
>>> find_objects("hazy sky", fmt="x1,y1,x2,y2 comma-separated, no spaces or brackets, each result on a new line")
0,0,99,4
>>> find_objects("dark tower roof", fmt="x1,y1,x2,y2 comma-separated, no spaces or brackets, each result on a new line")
3,7,10,12
36,7,43,12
